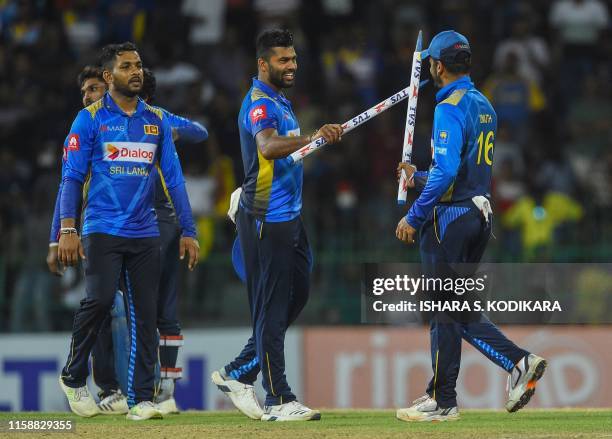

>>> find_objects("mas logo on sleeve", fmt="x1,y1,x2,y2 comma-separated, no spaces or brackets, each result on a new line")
437,130,449,145
250,105,267,124
67,134,80,150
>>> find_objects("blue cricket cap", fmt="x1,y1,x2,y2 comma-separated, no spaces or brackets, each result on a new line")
421,30,471,62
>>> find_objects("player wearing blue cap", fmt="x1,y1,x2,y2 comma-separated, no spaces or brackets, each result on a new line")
395,31,546,422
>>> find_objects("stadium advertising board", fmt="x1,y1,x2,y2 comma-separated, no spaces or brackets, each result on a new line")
0,329,301,412
302,327,611,409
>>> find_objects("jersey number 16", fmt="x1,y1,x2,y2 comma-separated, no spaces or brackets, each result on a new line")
476,130,494,166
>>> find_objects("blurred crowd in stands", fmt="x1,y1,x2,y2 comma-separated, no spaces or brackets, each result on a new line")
0,0,610,330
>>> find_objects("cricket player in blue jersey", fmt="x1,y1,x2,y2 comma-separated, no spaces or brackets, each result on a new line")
56,42,199,421
211,29,343,421
49,66,207,416
51,67,207,415
395,31,546,422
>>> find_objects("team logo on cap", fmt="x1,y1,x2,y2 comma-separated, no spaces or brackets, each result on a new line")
453,43,469,50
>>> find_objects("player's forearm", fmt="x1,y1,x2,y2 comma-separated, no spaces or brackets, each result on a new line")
60,178,83,221
60,218,76,228
50,183,63,242
165,109,209,144
168,184,197,238
258,134,313,160
175,121,208,144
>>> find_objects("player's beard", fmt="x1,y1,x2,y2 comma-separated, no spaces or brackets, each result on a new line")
431,68,443,88
268,64,295,89
114,79,142,98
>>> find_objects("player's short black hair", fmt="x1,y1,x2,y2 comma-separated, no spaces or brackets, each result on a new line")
77,65,104,87
99,42,139,70
440,51,471,74
256,29,293,60
141,67,156,103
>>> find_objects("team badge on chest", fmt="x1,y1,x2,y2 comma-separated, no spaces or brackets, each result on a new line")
144,125,159,135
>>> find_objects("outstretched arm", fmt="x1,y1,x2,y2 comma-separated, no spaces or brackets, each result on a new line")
164,110,209,144
256,124,343,160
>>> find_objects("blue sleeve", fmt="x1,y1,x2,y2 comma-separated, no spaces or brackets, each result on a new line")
158,115,196,237
168,186,196,237
244,98,279,137
407,104,465,229
50,157,66,241
163,109,208,144
414,171,429,192
62,109,95,183
60,178,82,220
50,182,62,242
60,110,94,219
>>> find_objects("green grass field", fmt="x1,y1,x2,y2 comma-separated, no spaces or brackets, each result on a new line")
1,410,611,439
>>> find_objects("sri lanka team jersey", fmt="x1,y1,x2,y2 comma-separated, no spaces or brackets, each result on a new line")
238,78,302,222
407,76,497,229
50,106,206,240
61,93,193,238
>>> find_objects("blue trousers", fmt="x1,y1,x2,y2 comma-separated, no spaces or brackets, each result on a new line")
419,202,528,408
225,207,310,406
91,220,181,396
61,234,160,406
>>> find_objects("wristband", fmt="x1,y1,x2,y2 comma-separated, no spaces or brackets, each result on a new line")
60,227,78,235
49,242,59,247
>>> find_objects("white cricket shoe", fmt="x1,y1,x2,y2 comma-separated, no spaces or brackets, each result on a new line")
58,376,99,417
126,401,163,421
98,389,128,415
396,396,459,422
155,378,179,415
407,394,430,407
261,400,321,421
506,354,547,413
211,369,263,420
